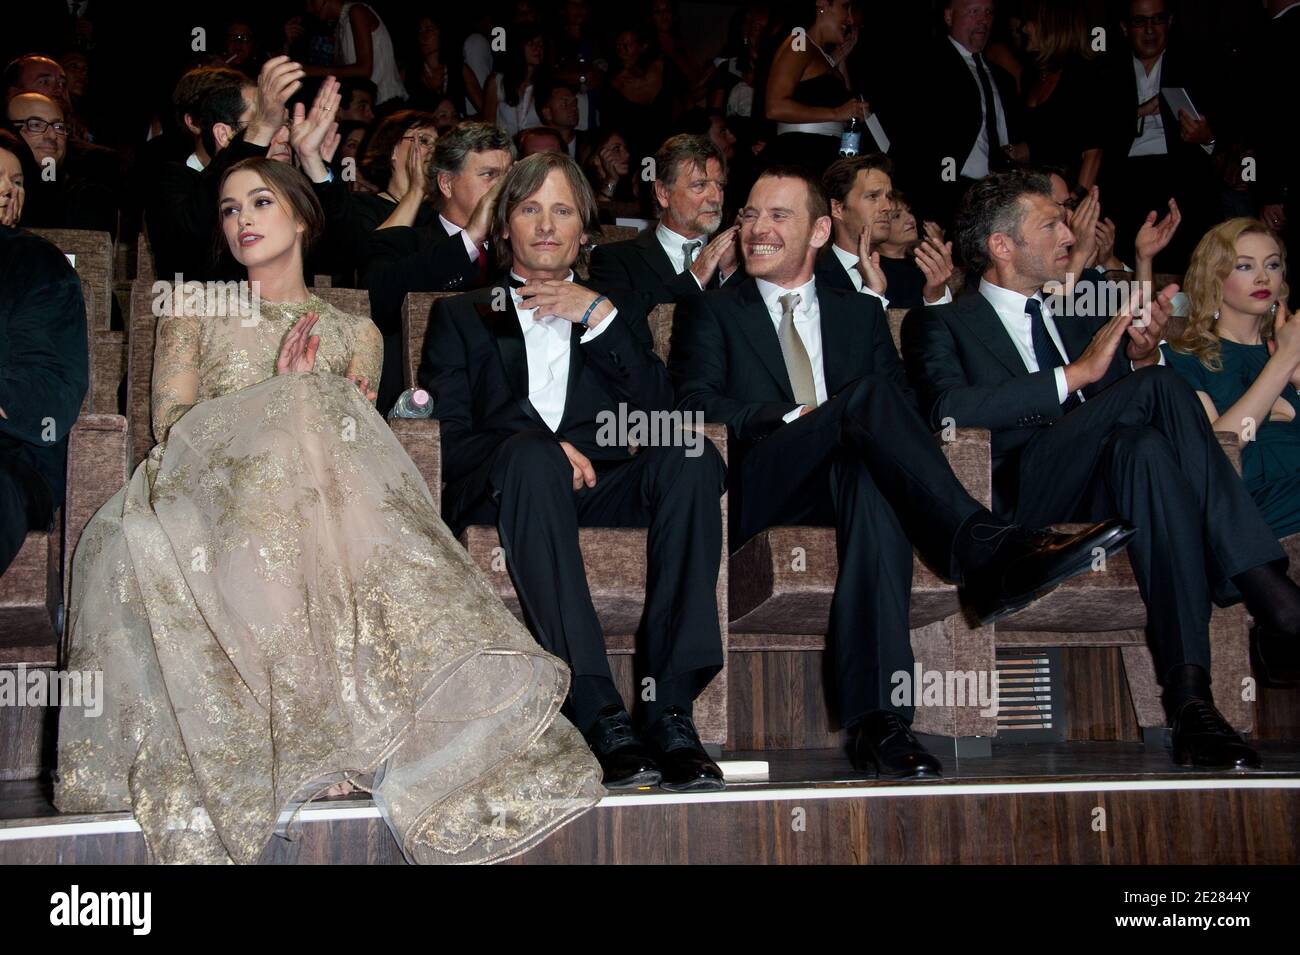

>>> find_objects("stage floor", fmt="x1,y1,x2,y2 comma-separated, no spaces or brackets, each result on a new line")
3,741,1298,864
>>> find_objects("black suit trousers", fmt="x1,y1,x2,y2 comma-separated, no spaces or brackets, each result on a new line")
736,374,986,725
0,451,53,576
460,431,726,732
1014,366,1286,677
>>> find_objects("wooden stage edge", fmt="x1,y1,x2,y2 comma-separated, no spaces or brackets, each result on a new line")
2,743,1298,864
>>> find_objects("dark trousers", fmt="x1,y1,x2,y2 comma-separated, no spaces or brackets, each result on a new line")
455,431,726,734
736,375,986,727
0,455,54,576
1014,366,1286,678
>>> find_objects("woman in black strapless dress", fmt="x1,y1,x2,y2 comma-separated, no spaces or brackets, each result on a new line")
760,0,867,174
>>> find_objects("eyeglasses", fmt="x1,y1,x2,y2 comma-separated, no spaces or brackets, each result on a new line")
1128,13,1171,29
11,118,69,136
402,133,437,148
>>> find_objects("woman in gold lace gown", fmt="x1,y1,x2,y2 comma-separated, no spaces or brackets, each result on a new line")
54,158,604,864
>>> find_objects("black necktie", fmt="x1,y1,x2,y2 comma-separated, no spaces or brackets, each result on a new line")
974,54,1005,171
1027,298,1081,412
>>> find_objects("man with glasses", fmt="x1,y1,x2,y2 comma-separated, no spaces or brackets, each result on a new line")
1100,0,1217,270
6,91,115,235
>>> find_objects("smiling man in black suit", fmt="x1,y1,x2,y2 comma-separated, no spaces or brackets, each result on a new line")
668,165,1131,779
589,134,741,312
900,169,1300,769
418,152,727,793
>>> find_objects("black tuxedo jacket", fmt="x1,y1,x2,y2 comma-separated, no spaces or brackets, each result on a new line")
417,282,674,524
668,276,911,475
1100,43,1217,175
895,39,1022,190
364,218,481,335
900,288,1131,515
813,245,860,293
588,227,742,312
144,133,348,281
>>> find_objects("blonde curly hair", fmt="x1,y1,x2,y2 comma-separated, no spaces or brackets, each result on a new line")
1167,218,1289,372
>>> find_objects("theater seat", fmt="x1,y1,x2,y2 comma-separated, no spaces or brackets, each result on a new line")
0,281,129,779
402,293,731,746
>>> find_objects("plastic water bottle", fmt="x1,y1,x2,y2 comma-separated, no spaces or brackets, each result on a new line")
387,388,433,420
839,116,862,157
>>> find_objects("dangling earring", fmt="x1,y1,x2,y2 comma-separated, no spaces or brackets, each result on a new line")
1212,309,1220,322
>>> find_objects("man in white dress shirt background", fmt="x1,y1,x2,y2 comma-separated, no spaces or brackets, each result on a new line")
894,0,1027,232
589,134,742,311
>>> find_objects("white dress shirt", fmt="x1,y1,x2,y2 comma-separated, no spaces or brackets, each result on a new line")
440,213,482,263
655,222,735,288
1129,53,1167,158
755,276,828,422
185,152,204,172
979,278,1164,406
831,242,952,307
949,36,1010,180
511,270,616,431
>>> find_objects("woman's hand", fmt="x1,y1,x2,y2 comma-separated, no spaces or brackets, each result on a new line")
345,373,378,403
1268,302,1300,382
834,98,867,123
276,313,320,375
289,76,341,181
0,180,22,227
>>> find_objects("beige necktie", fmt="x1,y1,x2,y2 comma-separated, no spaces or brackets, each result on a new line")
777,292,817,408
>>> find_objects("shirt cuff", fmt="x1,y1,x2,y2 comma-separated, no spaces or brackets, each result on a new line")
923,286,953,306
690,269,704,290
1132,348,1167,370
460,230,480,261
312,167,335,185
581,305,617,340
862,285,890,309
782,405,806,423
1054,366,1070,404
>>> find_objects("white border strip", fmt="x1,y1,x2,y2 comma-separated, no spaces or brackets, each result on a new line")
3,776,1298,843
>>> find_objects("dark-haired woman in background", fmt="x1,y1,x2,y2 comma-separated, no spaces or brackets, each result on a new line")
760,0,867,173
1019,0,1106,195
403,16,467,116
483,23,546,137
581,128,650,223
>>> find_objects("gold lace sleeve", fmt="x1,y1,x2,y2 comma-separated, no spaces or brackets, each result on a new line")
151,310,202,442
345,318,384,405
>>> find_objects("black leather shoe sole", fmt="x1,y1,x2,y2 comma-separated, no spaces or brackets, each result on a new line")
850,752,943,779
602,768,663,790
1172,744,1261,771
965,523,1138,627
659,773,726,793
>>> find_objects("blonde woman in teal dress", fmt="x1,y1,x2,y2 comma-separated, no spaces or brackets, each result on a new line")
1163,218,1300,540
54,158,604,864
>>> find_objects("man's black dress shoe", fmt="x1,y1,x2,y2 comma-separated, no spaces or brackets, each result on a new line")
849,711,943,778
1170,699,1261,769
1249,624,1300,688
642,707,725,792
960,519,1137,625
582,705,662,790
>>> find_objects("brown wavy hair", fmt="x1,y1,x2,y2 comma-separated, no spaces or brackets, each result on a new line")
1167,218,1290,372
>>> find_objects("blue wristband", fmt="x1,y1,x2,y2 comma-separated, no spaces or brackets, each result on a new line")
580,295,607,329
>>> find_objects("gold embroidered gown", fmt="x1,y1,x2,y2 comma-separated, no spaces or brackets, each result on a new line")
54,295,605,864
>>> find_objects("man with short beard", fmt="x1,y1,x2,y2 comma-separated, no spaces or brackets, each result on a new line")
670,166,1131,778
419,153,728,793
590,134,742,312
901,169,1300,768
